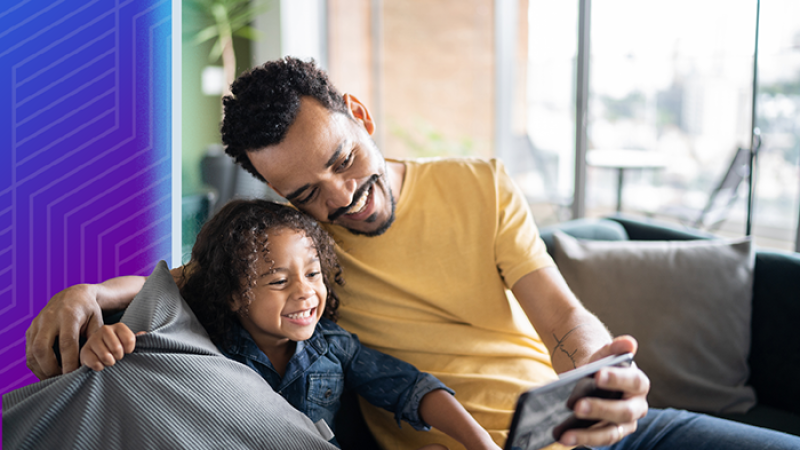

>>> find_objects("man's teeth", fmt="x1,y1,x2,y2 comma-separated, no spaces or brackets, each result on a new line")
346,188,370,215
287,309,313,319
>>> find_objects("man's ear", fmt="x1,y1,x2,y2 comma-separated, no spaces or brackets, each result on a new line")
343,93,375,136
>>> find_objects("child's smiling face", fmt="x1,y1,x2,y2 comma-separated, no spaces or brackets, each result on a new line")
233,228,327,350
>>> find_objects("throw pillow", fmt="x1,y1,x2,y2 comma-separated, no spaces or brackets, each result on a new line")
552,231,756,414
2,261,337,450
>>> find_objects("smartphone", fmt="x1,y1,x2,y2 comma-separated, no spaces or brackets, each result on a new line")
504,353,634,450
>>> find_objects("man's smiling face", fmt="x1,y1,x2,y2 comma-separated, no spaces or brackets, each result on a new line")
247,96,396,236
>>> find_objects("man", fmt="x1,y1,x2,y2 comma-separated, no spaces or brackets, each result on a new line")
27,58,800,449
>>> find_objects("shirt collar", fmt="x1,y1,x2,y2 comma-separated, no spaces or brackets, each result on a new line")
225,322,328,364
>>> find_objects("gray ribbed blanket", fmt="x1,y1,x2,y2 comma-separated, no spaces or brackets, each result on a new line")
3,261,337,450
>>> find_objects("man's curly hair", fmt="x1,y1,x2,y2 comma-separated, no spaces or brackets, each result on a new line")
221,57,350,183
179,199,344,351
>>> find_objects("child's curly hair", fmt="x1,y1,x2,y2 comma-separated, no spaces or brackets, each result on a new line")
179,199,344,350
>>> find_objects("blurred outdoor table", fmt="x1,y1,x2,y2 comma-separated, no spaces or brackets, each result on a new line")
586,149,668,212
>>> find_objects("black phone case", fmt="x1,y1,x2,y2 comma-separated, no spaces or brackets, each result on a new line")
504,353,634,450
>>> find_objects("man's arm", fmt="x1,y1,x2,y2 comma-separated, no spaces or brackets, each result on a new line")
512,266,611,372
511,266,650,448
26,267,187,379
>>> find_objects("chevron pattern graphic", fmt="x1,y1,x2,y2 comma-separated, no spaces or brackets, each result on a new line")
0,0,173,394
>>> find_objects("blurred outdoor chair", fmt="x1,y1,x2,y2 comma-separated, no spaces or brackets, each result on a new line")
658,138,761,232
512,135,574,223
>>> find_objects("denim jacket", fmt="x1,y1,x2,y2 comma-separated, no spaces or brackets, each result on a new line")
221,318,453,444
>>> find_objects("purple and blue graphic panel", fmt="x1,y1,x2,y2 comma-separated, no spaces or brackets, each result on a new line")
1,0,175,395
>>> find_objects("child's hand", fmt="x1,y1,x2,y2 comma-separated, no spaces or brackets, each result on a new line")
418,389,502,450
79,323,140,371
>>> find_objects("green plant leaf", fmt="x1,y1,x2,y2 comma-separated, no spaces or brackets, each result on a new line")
210,3,231,28
234,25,262,41
189,0,270,45
193,24,220,45
209,38,224,63
188,0,272,70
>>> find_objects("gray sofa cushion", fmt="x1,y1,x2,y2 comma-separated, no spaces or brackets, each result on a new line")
552,231,756,414
2,261,337,450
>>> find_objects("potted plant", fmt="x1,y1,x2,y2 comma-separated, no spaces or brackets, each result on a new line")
186,0,270,97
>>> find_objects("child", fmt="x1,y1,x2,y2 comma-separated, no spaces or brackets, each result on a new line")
80,199,500,450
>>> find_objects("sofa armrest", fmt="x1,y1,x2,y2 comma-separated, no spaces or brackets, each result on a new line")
607,214,717,241
539,218,629,256
749,250,800,416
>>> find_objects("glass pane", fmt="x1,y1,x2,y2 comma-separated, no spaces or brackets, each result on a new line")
522,1,579,224
754,0,800,251
587,0,756,229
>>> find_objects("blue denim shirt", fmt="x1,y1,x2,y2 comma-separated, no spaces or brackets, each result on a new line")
221,318,453,445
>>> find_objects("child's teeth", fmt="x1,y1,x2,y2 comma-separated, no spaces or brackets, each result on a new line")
288,309,312,319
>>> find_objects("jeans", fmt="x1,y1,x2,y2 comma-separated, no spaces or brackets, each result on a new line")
596,408,800,450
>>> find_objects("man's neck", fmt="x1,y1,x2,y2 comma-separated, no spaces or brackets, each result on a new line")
386,160,406,206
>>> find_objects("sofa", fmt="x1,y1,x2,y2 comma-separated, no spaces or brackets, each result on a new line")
9,216,797,448
536,214,800,437
336,214,800,448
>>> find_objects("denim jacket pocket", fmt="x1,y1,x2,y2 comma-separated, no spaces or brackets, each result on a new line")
307,372,344,407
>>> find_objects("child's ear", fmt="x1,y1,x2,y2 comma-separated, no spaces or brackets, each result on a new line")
229,293,243,313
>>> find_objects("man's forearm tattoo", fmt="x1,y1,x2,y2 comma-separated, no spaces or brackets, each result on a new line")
553,325,583,369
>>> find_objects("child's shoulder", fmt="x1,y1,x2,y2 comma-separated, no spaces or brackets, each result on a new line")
315,319,361,360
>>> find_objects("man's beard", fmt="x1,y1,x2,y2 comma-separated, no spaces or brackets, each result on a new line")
327,173,397,237
331,137,397,237
345,188,396,237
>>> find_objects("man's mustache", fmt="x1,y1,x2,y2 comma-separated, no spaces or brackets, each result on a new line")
328,174,380,222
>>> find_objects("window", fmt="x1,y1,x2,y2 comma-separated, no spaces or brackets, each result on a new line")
520,0,800,251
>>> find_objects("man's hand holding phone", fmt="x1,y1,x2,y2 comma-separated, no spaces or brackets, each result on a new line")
558,336,650,448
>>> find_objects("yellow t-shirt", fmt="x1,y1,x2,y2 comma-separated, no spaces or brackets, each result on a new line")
323,157,559,449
